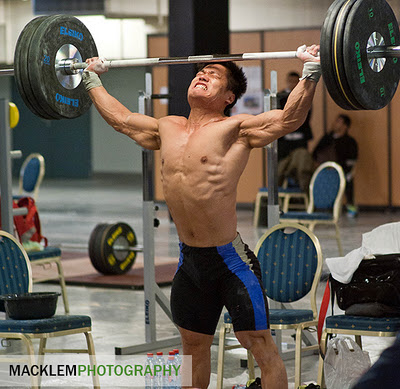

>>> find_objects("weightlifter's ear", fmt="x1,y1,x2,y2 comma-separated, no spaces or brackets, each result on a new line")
225,91,235,106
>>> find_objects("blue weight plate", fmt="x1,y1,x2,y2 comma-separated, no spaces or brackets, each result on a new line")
14,16,59,119
28,15,98,119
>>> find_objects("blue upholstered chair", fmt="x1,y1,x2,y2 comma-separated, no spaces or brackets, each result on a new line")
317,314,400,387
217,222,323,389
0,230,99,388
17,153,45,201
253,178,308,227
13,153,69,313
280,161,346,256
27,246,70,313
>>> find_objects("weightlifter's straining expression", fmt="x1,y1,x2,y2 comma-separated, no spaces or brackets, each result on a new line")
188,64,235,109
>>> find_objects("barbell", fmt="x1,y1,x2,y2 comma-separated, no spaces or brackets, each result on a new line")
1,0,400,119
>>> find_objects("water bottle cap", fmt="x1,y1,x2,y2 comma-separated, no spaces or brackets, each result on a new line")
156,352,163,355
173,349,179,354
169,351,175,355
147,353,153,357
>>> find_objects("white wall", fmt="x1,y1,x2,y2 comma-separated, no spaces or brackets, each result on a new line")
90,67,146,174
229,0,333,31
77,16,147,59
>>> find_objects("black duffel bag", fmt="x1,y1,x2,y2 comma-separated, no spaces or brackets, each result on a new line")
330,253,400,317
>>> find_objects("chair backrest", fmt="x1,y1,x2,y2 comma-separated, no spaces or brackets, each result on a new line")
255,222,323,318
0,231,32,297
307,161,346,217
19,153,45,201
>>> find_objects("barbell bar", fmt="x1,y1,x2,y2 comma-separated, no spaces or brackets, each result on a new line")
0,0,399,118
65,46,400,72
3,45,400,76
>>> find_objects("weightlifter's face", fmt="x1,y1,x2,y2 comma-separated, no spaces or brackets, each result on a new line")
187,64,234,108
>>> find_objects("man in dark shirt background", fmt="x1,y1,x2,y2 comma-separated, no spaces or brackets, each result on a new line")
312,114,358,216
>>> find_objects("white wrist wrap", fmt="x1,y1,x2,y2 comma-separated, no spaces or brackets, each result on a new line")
82,71,103,91
300,62,322,83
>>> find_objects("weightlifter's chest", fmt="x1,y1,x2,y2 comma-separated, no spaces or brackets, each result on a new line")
158,121,242,177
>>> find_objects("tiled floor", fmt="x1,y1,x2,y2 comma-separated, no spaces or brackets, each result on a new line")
2,173,400,388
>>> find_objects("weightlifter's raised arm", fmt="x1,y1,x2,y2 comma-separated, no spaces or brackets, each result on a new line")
240,44,321,148
82,57,160,150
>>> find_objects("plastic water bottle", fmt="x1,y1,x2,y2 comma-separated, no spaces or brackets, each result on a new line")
166,351,176,388
155,351,165,388
145,353,154,389
173,349,181,389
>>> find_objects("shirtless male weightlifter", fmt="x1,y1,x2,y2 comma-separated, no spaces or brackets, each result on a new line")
83,44,321,389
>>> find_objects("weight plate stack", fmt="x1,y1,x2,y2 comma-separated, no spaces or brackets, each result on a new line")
27,15,98,119
89,222,137,275
343,0,400,110
14,16,59,120
331,0,364,110
320,0,363,109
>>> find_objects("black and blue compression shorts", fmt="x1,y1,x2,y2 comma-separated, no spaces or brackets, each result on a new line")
171,233,269,335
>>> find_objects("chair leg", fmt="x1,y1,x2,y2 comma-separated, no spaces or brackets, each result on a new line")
20,335,40,389
282,195,290,213
307,222,316,232
294,325,303,389
334,223,343,256
355,335,362,349
253,193,262,227
54,258,70,313
247,349,255,381
317,330,328,388
84,331,100,389
216,324,228,389
38,338,47,388
303,195,309,210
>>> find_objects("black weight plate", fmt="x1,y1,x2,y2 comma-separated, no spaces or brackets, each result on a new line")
320,0,362,109
99,222,137,275
14,16,58,120
28,15,98,119
344,0,400,110
332,0,365,109
89,223,110,274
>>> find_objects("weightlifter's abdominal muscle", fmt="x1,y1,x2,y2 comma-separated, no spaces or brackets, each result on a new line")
158,114,252,247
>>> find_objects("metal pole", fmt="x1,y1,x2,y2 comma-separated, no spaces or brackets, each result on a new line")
115,72,181,356
262,90,271,188
266,71,280,229
0,99,14,234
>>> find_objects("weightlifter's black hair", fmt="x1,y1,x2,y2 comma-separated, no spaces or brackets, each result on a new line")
338,113,351,128
287,71,301,78
197,61,247,115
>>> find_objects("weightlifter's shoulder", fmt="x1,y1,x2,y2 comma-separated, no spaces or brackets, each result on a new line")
159,115,187,127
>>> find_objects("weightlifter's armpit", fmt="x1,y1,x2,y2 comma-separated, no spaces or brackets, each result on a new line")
300,62,322,83
82,71,103,92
